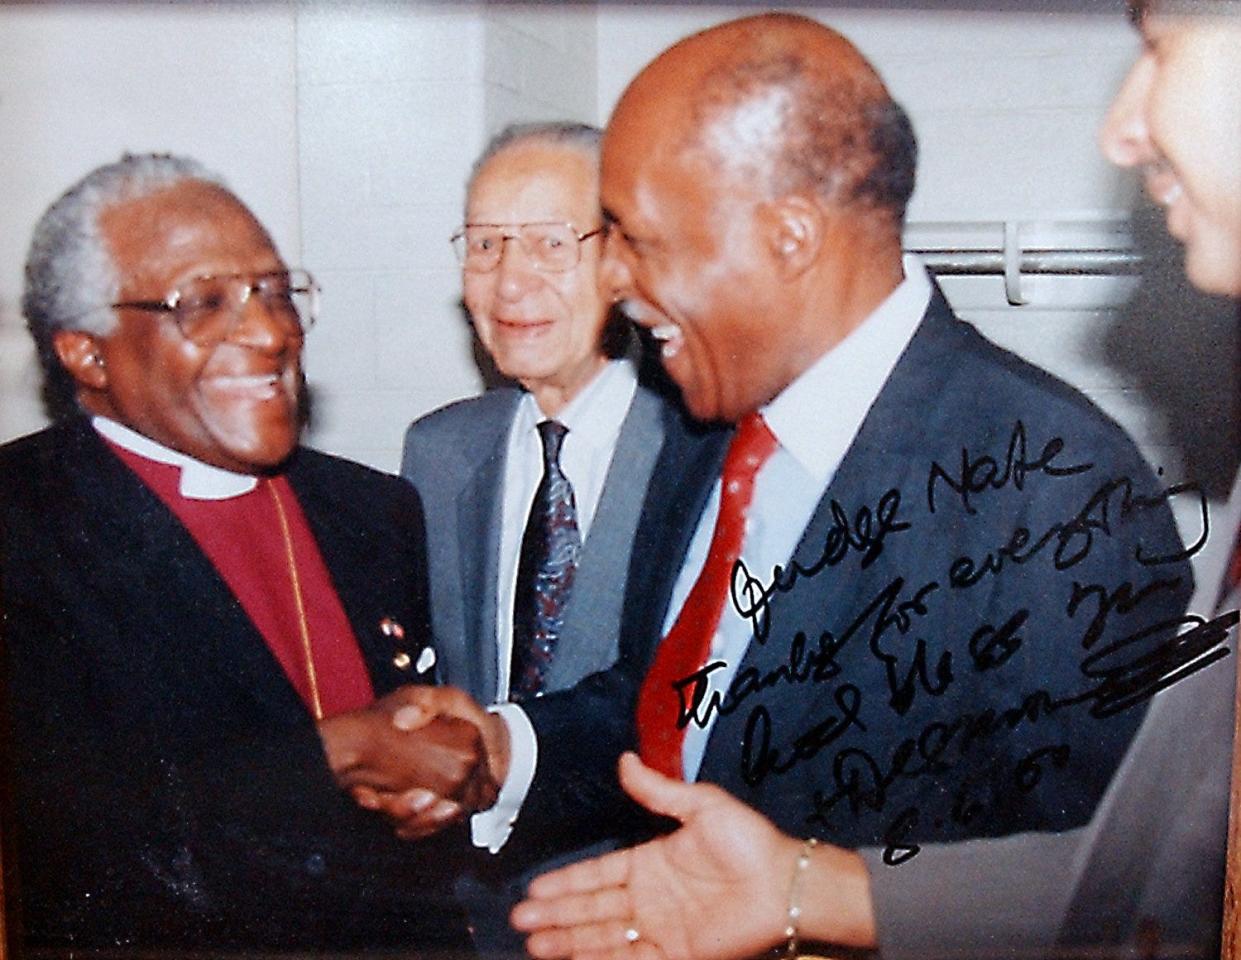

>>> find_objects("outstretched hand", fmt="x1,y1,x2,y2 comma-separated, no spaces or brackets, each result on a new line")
510,752,803,960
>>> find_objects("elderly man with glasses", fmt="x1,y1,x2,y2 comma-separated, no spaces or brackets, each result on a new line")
398,122,694,955
0,152,499,954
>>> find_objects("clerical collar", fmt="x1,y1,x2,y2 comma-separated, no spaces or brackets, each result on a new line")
92,416,259,500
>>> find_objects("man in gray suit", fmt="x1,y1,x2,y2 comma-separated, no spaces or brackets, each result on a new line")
400,121,687,954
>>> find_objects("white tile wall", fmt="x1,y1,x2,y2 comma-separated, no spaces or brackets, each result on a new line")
295,5,486,466
294,2,598,468
0,1,1227,501
0,2,300,445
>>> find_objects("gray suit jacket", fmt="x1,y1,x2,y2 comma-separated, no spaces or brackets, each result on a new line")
400,371,676,957
400,373,668,703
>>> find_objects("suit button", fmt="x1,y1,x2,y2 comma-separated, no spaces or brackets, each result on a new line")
305,852,326,876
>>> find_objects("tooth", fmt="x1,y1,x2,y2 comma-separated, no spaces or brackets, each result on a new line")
618,299,647,322
1161,182,1183,206
651,324,680,342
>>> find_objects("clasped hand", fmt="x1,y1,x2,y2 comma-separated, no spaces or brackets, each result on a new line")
318,685,509,839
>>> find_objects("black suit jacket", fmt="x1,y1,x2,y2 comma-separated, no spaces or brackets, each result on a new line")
521,289,1200,865
0,418,473,954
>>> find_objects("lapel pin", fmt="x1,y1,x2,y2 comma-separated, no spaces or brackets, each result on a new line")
379,617,405,640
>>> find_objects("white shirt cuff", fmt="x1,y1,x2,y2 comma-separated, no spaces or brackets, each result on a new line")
470,702,537,853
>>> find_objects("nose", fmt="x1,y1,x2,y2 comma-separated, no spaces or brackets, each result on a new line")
227,285,299,353
1100,55,1154,169
494,236,544,302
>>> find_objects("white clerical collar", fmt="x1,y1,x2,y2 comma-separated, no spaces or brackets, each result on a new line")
92,416,258,500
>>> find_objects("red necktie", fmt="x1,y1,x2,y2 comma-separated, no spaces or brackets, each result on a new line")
637,411,779,778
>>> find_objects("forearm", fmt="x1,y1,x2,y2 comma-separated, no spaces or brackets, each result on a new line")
796,844,877,950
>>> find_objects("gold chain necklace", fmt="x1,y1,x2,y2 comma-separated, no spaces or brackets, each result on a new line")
268,479,324,721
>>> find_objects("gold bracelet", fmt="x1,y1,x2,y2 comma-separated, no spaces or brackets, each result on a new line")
785,837,818,957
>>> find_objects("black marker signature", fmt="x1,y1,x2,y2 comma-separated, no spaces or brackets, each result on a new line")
672,628,848,731
730,488,910,644
947,475,1208,592
740,686,866,786
800,610,1235,859
1068,576,1188,651
879,742,1071,866
927,421,1093,516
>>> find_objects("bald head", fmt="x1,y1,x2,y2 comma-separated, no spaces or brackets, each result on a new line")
613,13,915,226
599,14,914,423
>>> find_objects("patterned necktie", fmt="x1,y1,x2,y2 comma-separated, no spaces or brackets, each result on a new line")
510,420,581,701
637,411,779,778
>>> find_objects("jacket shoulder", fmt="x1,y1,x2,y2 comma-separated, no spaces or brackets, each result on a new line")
406,390,518,443
922,297,1150,463
289,446,415,501
0,420,94,510
401,389,518,478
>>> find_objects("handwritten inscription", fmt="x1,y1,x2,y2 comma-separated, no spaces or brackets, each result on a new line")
729,487,909,644
926,419,1093,516
666,421,1226,864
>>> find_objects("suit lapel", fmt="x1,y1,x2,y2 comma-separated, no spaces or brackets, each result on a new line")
701,293,964,776
548,383,666,691
622,408,731,668
456,401,513,702
61,421,307,722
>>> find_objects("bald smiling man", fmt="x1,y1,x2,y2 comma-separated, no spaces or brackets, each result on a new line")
506,11,1232,958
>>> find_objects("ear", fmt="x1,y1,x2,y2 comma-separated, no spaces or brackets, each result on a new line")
758,194,825,281
52,329,109,391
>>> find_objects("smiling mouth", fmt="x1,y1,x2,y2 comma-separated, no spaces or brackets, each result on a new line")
203,374,285,400
496,318,552,334
619,299,683,360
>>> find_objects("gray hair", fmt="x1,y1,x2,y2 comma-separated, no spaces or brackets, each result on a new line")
23,152,230,417
23,152,229,343
467,121,602,194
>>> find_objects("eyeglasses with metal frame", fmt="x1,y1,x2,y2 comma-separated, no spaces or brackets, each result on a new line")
109,269,320,347
450,222,604,273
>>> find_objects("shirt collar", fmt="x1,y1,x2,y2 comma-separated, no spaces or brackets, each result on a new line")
762,254,932,485
517,358,638,454
92,416,259,500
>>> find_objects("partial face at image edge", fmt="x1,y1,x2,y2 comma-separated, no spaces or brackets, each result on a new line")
1101,6,1241,297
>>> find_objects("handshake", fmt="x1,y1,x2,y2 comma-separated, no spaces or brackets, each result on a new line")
317,685,508,839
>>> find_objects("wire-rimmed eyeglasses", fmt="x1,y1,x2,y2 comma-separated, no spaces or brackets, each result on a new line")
109,269,319,347
450,222,604,273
